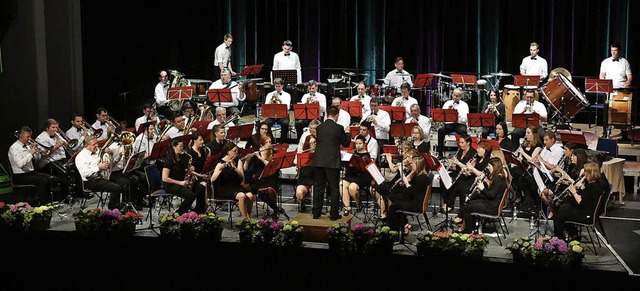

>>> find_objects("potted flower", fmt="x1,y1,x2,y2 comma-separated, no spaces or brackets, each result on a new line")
24,205,54,232
114,211,143,235
73,208,108,232
236,219,257,244
366,226,398,255
198,213,225,242
458,233,490,260
272,220,304,248
252,218,282,246
159,212,181,239
533,236,584,269
416,231,455,257
175,211,201,239
351,223,375,254
505,237,536,264
327,222,353,255
0,202,32,232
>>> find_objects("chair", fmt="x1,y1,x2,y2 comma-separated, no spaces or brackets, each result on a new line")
470,187,510,246
208,184,239,228
396,183,434,233
3,162,37,204
144,165,175,229
596,138,618,157
565,194,607,256
81,180,109,209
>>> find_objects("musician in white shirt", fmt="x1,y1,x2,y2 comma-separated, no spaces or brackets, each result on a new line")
295,80,327,139
519,42,548,80
392,83,419,118
208,69,246,116
65,113,87,152
327,97,351,129
511,89,548,143
272,40,302,84
358,121,379,161
361,99,391,143
154,70,173,119
206,107,234,131
134,103,160,134
599,42,633,89
350,82,372,118
8,126,56,204
213,33,237,79
405,104,431,146
384,57,413,92
264,78,292,141
165,115,188,140
436,88,469,157
92,107,114,141
75,136,122,209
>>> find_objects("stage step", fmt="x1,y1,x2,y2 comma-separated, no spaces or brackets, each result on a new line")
291,213,353,243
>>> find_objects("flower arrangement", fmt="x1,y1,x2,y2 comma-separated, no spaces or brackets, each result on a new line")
327,222,353,254
198,213,226,241
366,226,398,255
236,219,258,244
326,223,398,255
0,202,32,230
272,220,304,248
24,205,54,231
235,218,304,248
159,212,226,241
506,236,584,268
416,231,489,258
505,237,536,263
73,208,143,235
159,212,181,238
252,217,282,245
351,223,376,254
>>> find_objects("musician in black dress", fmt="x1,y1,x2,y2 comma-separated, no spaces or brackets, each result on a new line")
340,135,373,216
511,126,542,210
244,136,283,219
387,155,431,234
457,157,508,233
442,134,477,213
543,147,587,217
184,133,211,183
295,135,316,213
495,121,515,151
210,141,254,221
162,139,206,214
552,162,606,240
410,125,430,154
371,149,421,221
246,121,275,149
207,124,227,155
480,89,506,138
453,140,492,224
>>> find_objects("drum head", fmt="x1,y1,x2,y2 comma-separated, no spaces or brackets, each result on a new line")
504,84,519,89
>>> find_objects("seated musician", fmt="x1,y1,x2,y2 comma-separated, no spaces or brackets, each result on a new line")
162,138,206,214
495,122,515,151
510,90,547,143
480,89,506,138
107,126,146,209
520,130,563,213
263,77,292,142
92,107,114,141
552,162,606,241
442,134,477,214
210,141,254,221
207,124,227,155
361,99,391,145
410,125,430,154
247,121,276,149
165,115,188,140
453,140,493,224
66,113,88,152
350,82,372,120
184,133,211,184
387,154,432,235
134,103,160,134
456,157,508,234
371,148,421,221
208,68,246,116
358,121,379,161
35,118,69,199
436,88,469,158
406,104,431,150
297,119,321,153
75,137,122,210
206,107,235,131
391,83,418,118
511,126,543,211
541,146,587,217
181,102,195,127
244,136,285,220
328,97,351,128
295,135,316,213
340,135,373,216
295,80,327,139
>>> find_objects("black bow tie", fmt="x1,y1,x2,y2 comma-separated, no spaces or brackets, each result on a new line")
23,144,27,148
396,71,402,74
284,53,290,56
545,147,551,151
163,83,169,88
372,112,377,116
310,93,315,97
77,128,82,132
178,129,184,132
404,97,408,101
531,57,537,60
100,122,106,126
49,135,55,139
225,46,230,49
613,59,619,62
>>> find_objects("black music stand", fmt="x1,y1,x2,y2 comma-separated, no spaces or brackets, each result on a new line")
257,155,290,219
431,108,458,123
585,78,613,137
191,120,214,143
379,105,406,122
559,132,587,149
390,123,416,139
342,101,363,118
240,64,264,77
512,113,540,129
226,124,254,140
273,69,298,85
137,120,157,135
148,139,170,161
207,88,233,107
123,152,144,174
293,103,320,121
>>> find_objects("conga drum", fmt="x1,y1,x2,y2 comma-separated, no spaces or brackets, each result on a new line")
608,91,632,126
503,84,521,122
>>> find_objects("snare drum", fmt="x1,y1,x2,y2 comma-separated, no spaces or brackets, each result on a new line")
541,74,589,122
503,84,521,122
384,86,398,97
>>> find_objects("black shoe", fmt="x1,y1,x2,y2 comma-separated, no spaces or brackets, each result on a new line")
330,213,342,221
312,213,321,219
300,203,307,213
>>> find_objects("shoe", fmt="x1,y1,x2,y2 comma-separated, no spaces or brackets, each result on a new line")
342,207,351,216
330,213,342,221
300,203,307,213
312,214,321,219
453,217,463,224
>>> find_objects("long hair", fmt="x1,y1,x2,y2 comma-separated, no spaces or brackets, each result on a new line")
572,149,588,175
412,156,427,177
524,126,540,147
583,162,601,183
302,135,315,151
412,125,425,141
477,140,492,159
168,138,183,160
488,157,505,182
221,141,238,158
496,121,509,139
259,136,273,161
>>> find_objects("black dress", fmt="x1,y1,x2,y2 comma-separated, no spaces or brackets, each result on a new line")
213,161,246,200
343,151,373,188
185,146,209,175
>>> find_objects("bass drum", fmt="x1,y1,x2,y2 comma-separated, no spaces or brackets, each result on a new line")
541,73,589,122
502,85,520,122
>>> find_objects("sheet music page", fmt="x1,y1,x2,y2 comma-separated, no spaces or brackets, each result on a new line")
366,162,385,185
437,165,453,189
532,168,546,194
538,161,554,182
341,151,353,162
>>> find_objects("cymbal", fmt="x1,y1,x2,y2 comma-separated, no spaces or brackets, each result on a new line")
359,73,369,76
481,74,493,79
327,78,343,84
343,71,357,76
491,72,512,77
430,73,451,79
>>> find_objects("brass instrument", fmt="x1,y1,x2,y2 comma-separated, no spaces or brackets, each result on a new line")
156,123,173,142
14,131,51,157
183,113,199,135
98,133,117,180
271,91,281,104
307,93,318,104
56,128,79,155
119,132,136,168
222,111,240,127
549,67,572,81
107,115,122,129
82,120,104,138
197,103,212,120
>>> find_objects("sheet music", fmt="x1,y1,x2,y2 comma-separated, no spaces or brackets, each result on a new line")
437,165,452,189
538,161,554,182
532,168,546,194
366,162,385,185
341,151,352,162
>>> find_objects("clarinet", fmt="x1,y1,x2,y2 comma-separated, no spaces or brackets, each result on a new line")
552,172,585,207
450,153,477,186
466,168,489,202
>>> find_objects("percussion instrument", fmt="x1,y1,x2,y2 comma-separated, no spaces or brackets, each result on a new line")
369,84,381,97
491,72,512,77
384,86,398,97
608,91,633,125
541,73,589,123
430,73,451,79
476,79,487,90
549,67,572,81
503,84,521,122
187,79,213,96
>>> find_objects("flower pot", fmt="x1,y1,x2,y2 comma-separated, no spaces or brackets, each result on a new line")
118,222,136,236
511,251,534,264
465,250,484,261
28,216,51,232
74,221,87,233
200,227,223,242
159,225,180,239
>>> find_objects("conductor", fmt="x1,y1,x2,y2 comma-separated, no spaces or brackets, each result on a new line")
312,105,352,220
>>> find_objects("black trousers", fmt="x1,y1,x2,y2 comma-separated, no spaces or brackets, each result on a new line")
85,178,122,209
163,182,206,214
437,123,468,155
12,171,52,205
110,170,145,204
40,159,69,199
312,167,341,217
264,117,291,141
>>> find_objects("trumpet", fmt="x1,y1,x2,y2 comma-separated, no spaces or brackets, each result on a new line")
307,93,318,104
524,102,533,113
271,91,281,104
82,120,104,138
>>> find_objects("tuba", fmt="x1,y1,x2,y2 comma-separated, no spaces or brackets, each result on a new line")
119,131,136,168
197,103,212,120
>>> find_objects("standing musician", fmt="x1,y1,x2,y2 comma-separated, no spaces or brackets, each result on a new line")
512,126,543,211
456,157,508,233
66,113,87,152
410,125,430,154
453,140,493,224
358,121,379,161
263,78,292,142
406,104,431,149
361,99,391,145
35,118,70,199
480,89,506,138
552,162,606,241
207,124,227,155
387,154,431,235
162,138,206,214
384,57,413,91
8,126,57,205
295,80,327,140
371,148,421,221
210,141,254,221
442,134,477,214
93,107,114,141
511,90,547,143
340,135,373,216
295,135,316,213
436,88,469,158
107,127,146,209
75,137,122,210
272,40,302,84
213,33,237,80
244,136,285,220
208,68,246,116
519,42,549,81
350,82,372,120
600,41,633,140
392,83,418,118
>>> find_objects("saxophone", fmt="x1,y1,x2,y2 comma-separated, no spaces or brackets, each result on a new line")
184,153,195,189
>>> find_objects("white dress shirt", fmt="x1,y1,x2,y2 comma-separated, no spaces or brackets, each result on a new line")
363,135,379,161
300,92,327,117
513,100,548,123
65,126,85,151
206,119,234,130
325,109,351,129
75,148,100,182
391,96,418,117
208,80,246,107
135,115,160,133
350,94,372,115
35,131,66,168
8,141,35,174
272,51,302,84
540,143,563,167
297,131,312,153
441,100,469,125
600,57,632,89
133,133,156,155
362,109,391,140
405,114,432,143
520,56,548,79
384,69,413,89
166,127,185,139
154,82,169,106
109,143,126,172
265,90,292,109
214,42,232,69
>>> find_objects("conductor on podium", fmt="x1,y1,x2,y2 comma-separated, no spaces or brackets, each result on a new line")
312,106,352,220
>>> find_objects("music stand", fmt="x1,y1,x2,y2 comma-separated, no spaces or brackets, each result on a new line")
379,105,406,122
390,123,416,139
226,124,254,140
191,120,214,143
341,101,363,118
513,75,541,88
413,73,434,89
467,113,495,127
450,74,477,87
137,120,157,135
340,142,356,151
480,138,501,150
262,104,289,119
202,152,223,174
272,69,298,85
420,152,441,171
206,88,233,108
502,149,526,173
296,152,314,168
239,64,264,76
148,139,170,161
382,144,399,159
238,146,260,160
512,113,540,129
293,103,320,120
349,126,375,139
431,109,458,123
123,152,144,174
168,86,194,102
559,132,587,148
585,78,613,137
277,151,296,169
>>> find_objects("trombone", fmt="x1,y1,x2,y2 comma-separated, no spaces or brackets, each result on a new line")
82,120,104,138
56,128,79,156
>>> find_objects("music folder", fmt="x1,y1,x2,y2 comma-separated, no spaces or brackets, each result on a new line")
296,152,314,168
341,101,363,118
262,104,289,119
431,109,458,123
